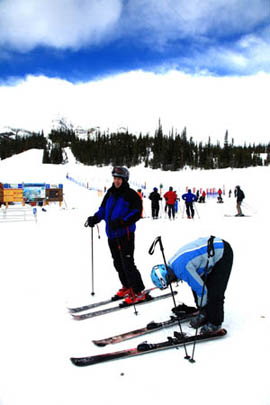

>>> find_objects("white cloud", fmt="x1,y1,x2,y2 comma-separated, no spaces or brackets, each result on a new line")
166,26,270,75
0,0,122,51
120,0,269,46
0,71,269,146
0,0,269,77
0,0,268,52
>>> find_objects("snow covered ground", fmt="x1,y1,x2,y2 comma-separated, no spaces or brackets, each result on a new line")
0,149,269,405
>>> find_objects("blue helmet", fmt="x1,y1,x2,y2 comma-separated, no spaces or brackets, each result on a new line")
151,264,168,289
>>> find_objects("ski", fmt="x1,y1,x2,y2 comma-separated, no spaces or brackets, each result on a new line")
224,214,251,217
68,295,122,313
68,287,156,313
71,291,177,320
70,328,227,367
92,313,196,347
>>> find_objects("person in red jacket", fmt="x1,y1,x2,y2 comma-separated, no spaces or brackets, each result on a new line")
164,187,177,219
217,188,223,203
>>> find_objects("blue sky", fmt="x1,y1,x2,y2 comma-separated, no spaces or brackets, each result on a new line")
0,0,269,144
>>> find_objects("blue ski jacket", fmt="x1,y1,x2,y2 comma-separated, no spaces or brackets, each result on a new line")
168,237,224,306
94,181,142,240
182,190,197,203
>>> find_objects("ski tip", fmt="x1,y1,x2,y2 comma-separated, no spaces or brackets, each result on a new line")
68,307,78,314
70,357,79,366
71,314,81,320
92,340,106,348
70,357,85,367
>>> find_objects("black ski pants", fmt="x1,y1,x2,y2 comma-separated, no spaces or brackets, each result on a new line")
151,203,160,219
205,240,233,326
167,204,175,219
108,233,145,294
185,202,194,218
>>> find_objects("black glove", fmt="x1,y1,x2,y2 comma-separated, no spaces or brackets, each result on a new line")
86,215,98,228
110,218,126,230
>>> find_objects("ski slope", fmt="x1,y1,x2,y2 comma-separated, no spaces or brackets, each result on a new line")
0,149,269,405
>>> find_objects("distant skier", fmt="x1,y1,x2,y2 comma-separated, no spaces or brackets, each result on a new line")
182,189,197,218
151,236,233,334
86,166,146,304
217,188,223,203
201,190,206,203
149,187,162,219
137,189,144,218
235,185,245,216
163,187,177,219
198,191,206,203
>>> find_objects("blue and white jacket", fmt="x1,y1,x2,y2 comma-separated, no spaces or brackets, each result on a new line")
168,237,224,306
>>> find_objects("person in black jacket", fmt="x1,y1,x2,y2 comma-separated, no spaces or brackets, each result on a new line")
149,187,162,219
86,166,146,304
235,185,245,216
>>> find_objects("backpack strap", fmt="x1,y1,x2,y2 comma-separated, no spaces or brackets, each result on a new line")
207,235,215,258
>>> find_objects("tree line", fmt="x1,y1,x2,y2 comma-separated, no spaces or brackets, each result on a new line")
0,132,46,160
50,123,270,169
1,124,270,169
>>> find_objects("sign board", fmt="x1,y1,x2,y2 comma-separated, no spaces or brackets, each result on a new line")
23,183,46,202
46,188,63,201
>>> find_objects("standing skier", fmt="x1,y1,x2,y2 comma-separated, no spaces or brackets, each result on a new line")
163,187,177,219
149,187,162,219
151,236,233,334
182,189,197,218
86,166,146,304
235,185,245,216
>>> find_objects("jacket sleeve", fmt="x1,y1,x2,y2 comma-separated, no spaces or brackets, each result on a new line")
122,189,142,225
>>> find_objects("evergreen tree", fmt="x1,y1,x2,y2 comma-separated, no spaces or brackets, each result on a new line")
42,147,51,163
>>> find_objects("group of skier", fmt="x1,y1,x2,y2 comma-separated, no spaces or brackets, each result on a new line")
86,166,235,336
148,185,245,219
148,186,198,220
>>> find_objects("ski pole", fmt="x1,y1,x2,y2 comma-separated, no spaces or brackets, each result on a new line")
84,221,100,296
189,236,215,363
189,276,207,363
149,236,190,360
242,201,257,214
178,202,182,216
90,227,95,296
194,203,200,219
182,203,185,218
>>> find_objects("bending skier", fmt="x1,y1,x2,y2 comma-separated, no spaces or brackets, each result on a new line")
86,166,146,304
151,236,233,334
